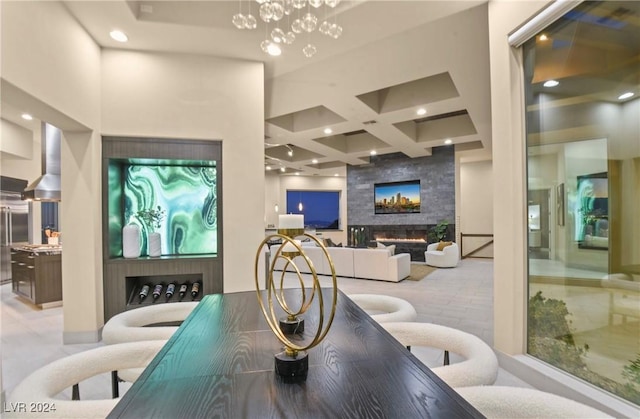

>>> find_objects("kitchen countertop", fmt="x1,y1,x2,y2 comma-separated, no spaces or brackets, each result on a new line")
13,244,62,255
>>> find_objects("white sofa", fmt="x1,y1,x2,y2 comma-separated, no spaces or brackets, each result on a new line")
425,242,459,268
270,244,410,282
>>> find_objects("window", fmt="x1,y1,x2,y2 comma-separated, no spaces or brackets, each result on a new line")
286,190,340,229
524,1,639,405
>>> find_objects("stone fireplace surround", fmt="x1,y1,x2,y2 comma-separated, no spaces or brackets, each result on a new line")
347,224,454,262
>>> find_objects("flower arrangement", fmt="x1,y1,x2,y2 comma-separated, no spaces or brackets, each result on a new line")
135,206,166,232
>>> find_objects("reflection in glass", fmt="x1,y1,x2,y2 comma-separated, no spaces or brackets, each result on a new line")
524,1,639,405
528,204,540,231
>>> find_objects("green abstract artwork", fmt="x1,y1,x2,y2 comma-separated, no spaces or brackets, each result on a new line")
111,161,217,256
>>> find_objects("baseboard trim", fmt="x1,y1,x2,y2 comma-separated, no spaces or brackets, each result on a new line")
63,329,101,344
496,351,640,418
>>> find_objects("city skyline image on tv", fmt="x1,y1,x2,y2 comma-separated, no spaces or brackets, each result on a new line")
374,180,421,214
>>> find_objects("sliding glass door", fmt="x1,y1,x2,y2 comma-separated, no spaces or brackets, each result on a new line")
523,1,639,405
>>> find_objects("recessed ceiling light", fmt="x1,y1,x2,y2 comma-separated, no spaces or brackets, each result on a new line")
311,159,318,164
370,150,377,156
109,30,128,43
416,108,427,116
280,167,286,172
266,166,272,171
323,127,332,135
543,80,559,87
295,172,300,176
539,34,548,41
21,113,33,121
618,92,634,100
334,173,339,177
444,139,453,145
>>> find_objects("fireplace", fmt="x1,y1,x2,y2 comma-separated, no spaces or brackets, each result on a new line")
347,224,453,262
372,228,427,243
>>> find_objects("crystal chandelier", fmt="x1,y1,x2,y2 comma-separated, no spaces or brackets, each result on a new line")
232,0,343,58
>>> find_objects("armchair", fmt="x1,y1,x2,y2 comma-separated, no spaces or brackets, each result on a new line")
425,242,459,268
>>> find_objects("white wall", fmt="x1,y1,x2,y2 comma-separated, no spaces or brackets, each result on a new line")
101,49,264,294
488,0,551,355
0,120,43,245
460,159,493,257
1,119,33,160
264,173,281,228
1,0,103,343
1,1,100,129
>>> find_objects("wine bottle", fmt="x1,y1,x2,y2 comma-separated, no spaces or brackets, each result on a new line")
139,284,150,303
165,283,175,300
191,282,200,299
152,284,163,300
179,284,188,300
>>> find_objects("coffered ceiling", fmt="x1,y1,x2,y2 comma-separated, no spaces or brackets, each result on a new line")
9,1,494,175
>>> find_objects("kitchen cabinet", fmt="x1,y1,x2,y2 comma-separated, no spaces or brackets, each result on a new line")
11,247,62,306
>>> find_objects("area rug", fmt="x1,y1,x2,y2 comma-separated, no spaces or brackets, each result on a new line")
407,264,438,281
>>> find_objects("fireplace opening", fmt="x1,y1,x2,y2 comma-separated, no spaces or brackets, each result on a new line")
372,228,427,243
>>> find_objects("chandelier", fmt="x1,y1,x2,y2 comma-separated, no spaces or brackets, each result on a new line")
232,0,344,58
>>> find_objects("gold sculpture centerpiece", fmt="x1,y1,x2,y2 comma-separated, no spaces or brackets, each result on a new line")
254,214,338,383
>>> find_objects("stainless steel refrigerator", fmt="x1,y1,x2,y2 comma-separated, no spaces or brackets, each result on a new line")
1,191,30,283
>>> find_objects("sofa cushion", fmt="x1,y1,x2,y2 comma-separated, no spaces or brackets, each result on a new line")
354,248,390,281
376,242,396,255
353,249,410,282
270,244,326,275
325,247,355,277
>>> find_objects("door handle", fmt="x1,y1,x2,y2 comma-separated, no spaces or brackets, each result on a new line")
8,207,13,244
3,208,9,245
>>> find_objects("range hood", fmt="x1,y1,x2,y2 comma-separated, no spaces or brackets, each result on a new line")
22,122,61,201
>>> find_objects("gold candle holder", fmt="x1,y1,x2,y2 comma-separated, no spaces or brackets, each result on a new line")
254,230,337,383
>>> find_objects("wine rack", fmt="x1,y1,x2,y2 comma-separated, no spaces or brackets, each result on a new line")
125,274,202,310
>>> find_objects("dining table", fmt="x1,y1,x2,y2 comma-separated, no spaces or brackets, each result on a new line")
107,289,483,418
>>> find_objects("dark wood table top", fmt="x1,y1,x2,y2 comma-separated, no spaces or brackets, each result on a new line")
108,289,483,418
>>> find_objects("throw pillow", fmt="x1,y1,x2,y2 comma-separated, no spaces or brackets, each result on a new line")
376,242,395,256
436,241,453,251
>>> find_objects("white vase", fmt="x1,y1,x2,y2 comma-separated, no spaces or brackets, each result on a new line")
122,224,141,258
148,232,162,257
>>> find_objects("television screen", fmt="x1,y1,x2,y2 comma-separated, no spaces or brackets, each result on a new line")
114,159,217,256
374,180,421,214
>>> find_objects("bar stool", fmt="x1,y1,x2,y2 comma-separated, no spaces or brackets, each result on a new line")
6,341,165,418
347,294,417,323
455,386,613,418
102,302,199,345
102,302,198,382
381,322,498,387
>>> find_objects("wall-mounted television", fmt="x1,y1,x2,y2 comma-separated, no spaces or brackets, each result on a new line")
108,158,217,257
374,180,421,214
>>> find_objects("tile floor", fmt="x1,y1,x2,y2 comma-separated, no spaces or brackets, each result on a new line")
2,258,531,405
